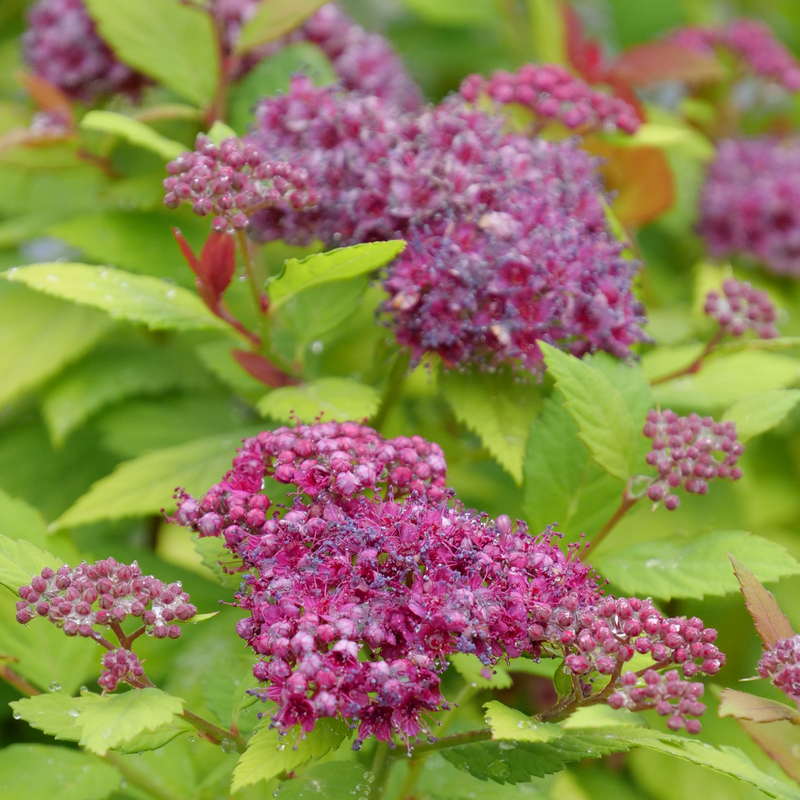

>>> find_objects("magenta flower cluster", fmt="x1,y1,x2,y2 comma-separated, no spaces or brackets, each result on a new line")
98,649,145,692
670,18,800,91
698,137,800,277
459,64,640,134
248,76,646,370
164,134,316,233
643,410,744,510
173,422,723,745
609,669,707,733
704,278,779,339
758,635,800,703
23,0,148,102
15,558,197,639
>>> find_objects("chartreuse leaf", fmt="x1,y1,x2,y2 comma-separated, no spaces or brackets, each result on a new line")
42,340,210,446
540,343,637,482
730,554,794,649
652,351,800,412
202,648,259,729
52,429,257,529
0,284,110,409
231,718,350,793
268,242,406,311
440,370,543,485
484,702,563,744
0,534,63,596
402,0,497,26
108,716,193,754
594,531,800,601
83,0,219,107
194,534,243,590
236,0,328,53
523,396,624,542
258,378,380,424
723,390,800,443
277,762,367,800
80,111,184,160
719,688,800,724
12,689,185,756
450,654,513,690
4,264,226,332
0,744,120,800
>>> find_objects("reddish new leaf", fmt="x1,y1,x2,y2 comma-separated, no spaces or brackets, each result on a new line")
739,719,800,783
607,42,725,87
564,3,604,84
232,349,299,388
200,231,237,298
730,554,794,649
719,688,800,724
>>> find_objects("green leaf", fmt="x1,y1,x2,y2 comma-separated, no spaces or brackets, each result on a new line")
523,397,624,541
608,122,715,160
0,284,110,409
268,242,405,311
595,531,800,601
80,111,185,160
441,727,630,783
723,389,800,443
47,210,208,284
52,429,256,529
10,691,103,742
276,762,367,800
450,654,513,690
196,339,267,400
652,351,800,412
207,120,238,145
77,688,185,755
528,0,567,64
4,264,226,332
0,534,63,596
83,0,219,107
108,716,193,754
228,42,337,135
202,648,259,729
258,378,380,424
730,554,794,649
540,343,637,481
194,534,243,590
231,718,349,793
42,340,210,446
440,370,543,484
484,701,564,743
0,744,120,800
402,0,497,27
719,688,800,724
641,343,706,383
236,0,327,53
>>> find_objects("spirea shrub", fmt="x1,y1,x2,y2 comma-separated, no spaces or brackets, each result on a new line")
758,636,800,702
247,76,646,369
703,278,779,338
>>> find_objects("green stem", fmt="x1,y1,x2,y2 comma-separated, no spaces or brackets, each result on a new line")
404,728,493,759
104,752,183,800
369,741,393,800
236,230,269,315
370,351,410,433
582,492,639,560
650,327,725,386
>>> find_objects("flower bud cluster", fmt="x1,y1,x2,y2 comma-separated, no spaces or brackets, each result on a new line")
23,0,148,103
248,78,646,371
609,669,707,733
704,278,779,339
164,134,316,233
757,635,800,702
698,137,800,277
173,424,722,745
643,410,744,510
670,19,800,91
459,64,640,134
97,649,145,692
16,558,196,639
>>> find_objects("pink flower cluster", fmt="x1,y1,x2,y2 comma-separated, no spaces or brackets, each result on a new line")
698,137,800,277
164,134,316,233
248,77,646,370
15,558,197,639
758,635,800,702
98,649,145,692
459,64,640,134
23,0,148,102
704,278,779,339
643,410,744,510
609,669,707,733
670,18,800,91
172,422,723,745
